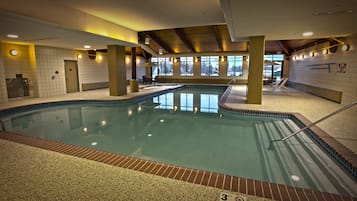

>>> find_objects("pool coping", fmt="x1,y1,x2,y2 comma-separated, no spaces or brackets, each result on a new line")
0,85,356,201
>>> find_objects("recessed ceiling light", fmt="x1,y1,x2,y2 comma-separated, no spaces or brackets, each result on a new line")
7,34,19,38
83,45,91,49
302,32,314,37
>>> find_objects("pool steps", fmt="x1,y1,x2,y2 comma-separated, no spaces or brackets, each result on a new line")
255,119,357,196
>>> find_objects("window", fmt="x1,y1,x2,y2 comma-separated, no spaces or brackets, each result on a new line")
151,57,173,78
180,93,193,111
227,56,243,76
200,94,219,113
180,57,194,76
263,54,284,81
153,93,174,109
201,56,219,76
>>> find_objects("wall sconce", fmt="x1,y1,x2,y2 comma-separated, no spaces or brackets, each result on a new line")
341,44,350,51
220,56,225,62
158,49,163,55
300,54,305,60
292,55,297,61
322,49,329,55
96,55,103,61
173,57,178,63
309,51,315,57
9,49,18,56
195,57,199,62
77,54,82,59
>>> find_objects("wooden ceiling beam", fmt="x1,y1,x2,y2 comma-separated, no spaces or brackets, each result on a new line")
212,25,223,52
144,31,174,54
174,28,196,53
277,40,292,56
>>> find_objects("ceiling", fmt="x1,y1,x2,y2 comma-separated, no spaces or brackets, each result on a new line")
0,0,356,56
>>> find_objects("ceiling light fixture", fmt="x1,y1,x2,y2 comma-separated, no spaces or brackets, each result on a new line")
159,49,163,55
302,32,314,37
83,45,91,49
7,34,19,38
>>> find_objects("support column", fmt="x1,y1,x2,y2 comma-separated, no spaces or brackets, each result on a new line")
108,45,127,96
219,56,227,78
247,36,265,104
193,57,201,78
242,56,249,80
173,57,180,79
130,47,138,92
0,43,8,103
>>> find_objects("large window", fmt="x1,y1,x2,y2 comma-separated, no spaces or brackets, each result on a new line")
151,57,173,78
227,56,243,76
180,57,194,76
263,54,284,81
201,56,219,76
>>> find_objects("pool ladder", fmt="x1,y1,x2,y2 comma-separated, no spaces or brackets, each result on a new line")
273,101,357,142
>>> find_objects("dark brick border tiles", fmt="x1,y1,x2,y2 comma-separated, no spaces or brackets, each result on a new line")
1,131,355,201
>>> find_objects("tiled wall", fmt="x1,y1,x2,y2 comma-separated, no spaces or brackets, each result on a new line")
35,46,77,97
0,44,8,103
289,34,357,104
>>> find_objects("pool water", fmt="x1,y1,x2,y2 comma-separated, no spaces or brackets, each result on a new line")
1,86,356,197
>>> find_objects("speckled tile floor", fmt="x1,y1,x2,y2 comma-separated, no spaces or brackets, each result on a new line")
0,84,356,201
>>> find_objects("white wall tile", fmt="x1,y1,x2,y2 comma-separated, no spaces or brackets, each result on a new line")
289,34,357,104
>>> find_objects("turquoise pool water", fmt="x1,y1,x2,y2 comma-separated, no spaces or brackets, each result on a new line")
1,86,356,196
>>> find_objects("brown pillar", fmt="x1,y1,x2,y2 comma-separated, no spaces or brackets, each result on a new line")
247,36,265,104
108,45,127,96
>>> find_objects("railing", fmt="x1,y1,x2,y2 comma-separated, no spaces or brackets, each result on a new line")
227,78,237,85
0,120,5,131
273,101,357,142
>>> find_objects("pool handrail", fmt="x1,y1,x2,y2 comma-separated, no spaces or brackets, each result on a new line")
274,101,357,142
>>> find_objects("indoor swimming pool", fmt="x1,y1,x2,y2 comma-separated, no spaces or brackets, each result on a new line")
0,85,356,197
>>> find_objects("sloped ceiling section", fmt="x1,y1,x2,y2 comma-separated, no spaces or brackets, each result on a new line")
220,0,357,41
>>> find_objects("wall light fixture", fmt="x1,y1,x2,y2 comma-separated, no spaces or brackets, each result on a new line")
9,49,18,56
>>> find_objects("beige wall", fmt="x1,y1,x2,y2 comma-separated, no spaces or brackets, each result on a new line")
289,34,357,104
1,43,38,98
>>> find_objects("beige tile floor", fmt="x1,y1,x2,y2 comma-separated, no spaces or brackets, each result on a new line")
0,84,356,201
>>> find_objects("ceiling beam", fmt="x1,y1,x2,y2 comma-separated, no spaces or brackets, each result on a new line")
212,26,223,52
174,28,196,53
144,31,174,54
293,38,330,52
277,40,291,56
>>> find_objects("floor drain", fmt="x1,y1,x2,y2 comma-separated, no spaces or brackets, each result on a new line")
219,192,246,201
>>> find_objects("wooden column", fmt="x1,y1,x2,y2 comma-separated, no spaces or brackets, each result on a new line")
108,45,127,96
130,47,139,92
247,36,265,104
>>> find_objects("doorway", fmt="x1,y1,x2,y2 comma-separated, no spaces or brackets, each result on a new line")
64,60,79,93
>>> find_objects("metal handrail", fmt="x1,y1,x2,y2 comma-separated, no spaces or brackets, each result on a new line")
227,78,237,85
0,120,5,131
275,101,357,142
